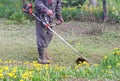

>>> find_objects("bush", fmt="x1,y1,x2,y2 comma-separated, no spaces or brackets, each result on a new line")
62,7,81,21
9,11,26,22
62,0,120,23
0,0,26,23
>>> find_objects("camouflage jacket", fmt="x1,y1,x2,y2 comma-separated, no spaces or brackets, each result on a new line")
34,0,62,21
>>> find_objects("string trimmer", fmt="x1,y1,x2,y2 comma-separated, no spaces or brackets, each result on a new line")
22,3,92,65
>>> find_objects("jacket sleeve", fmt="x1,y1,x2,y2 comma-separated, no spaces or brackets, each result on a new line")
55,0,62,20
34,0,49,13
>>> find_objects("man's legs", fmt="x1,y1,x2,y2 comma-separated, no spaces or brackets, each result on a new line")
36,20,53,64
37,47,50,64
44,28,53,60
44,48,53,60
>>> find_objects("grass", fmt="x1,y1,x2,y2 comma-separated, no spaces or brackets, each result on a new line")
0,49,120,81
0,18,120,80
0,18,120,65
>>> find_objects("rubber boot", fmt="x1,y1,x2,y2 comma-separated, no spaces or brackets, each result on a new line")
38,48,50,64
44,48,53,60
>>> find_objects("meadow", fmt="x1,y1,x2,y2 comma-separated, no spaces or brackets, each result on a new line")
0,19,120,81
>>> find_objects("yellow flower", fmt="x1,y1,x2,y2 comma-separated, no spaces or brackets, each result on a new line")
112,6,116,12
75,63,83,69
0,73,4,78
116,63,120,66
108,71,112,74
102,70,105,72
8,60,12,63
83,61,90,66
14,75,17,79
20,80,24,81
3,66,9,71
21,71,33,79
104,55,108,59
112,52,115,54
61,75,69,78
7,72,15,78
114,48,119,50
107,66,112,68
33,63,41,67
45,71,49,76
94,64,99,67
54,67,60,71
0,69,3,73
24,62,30,65
116,51,120,55
0,59,2,62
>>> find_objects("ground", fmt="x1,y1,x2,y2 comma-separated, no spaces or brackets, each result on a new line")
0,18,120,66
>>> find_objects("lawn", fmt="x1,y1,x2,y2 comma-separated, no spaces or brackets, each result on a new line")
0,18,120,81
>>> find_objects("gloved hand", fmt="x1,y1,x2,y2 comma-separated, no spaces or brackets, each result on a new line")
56,18,64,25
47,9,53,16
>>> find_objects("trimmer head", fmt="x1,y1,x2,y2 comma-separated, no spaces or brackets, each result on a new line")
75,57,89,65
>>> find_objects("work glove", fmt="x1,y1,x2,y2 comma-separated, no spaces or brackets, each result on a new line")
56,18,64,25
47,9,53,16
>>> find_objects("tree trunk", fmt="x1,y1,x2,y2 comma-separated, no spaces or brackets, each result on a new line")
102,0,107,22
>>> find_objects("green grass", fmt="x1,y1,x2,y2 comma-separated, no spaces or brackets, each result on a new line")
0,19,120,66
0,19,120,80
0,49,120,81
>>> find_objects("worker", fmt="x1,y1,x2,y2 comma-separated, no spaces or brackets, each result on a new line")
34,0,64,64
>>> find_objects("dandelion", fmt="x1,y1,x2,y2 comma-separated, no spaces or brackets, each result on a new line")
3,66,9,71
104,55,108,59
102,70,105,72
0,59,2,62
94,64,99,67
21,71,33,79
45,71,49,76
116,63,120,66
61,75,69,78
7,72,15,78
8,60,12,63
33,63,41,67
116,51,120,55
12,67,18,73
107,66,112,69
0,69,3,73
114,48,119,50
13,75,17,79
36,67,42,71
112,52,115,54
0,73,4,79
43,64,49,70
83,61,90,66
54,67,60,71
20,80,24,81
24,62,30,65
112,6,116,12
75,63,83,69
108,71,112,75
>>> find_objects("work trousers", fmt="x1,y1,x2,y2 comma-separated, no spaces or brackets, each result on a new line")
35,19,53,59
